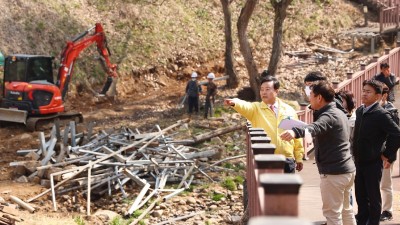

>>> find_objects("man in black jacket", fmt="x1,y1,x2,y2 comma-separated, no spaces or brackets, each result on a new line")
373,63,398,102
281,81,356,225
352,79,400,225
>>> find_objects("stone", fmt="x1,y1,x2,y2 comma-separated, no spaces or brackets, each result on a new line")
40,179,51,188
13,165,26,176
93,209,119,221
214,189,224,195
15,175,28,183
225,136,233,144
23,161,41,174
209,205,218,210
211,137,223,144
198,157,209,162
44,167,63,181
0,197,5,204
159,203,167,209
61,195,71,201
230,215,242,223
19,133,33,140
152,209,164,217
25,151,40,161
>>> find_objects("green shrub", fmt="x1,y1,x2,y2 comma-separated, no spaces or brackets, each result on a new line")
223,162,234,169
234,175,245,184
234,163,246,172
212,193,225,201
132,210,144,218
110,216,124,225
222,177,237,191
225,143,235,151
74,216,85,225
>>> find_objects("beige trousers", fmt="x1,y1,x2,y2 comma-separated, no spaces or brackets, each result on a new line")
320,172,356,225
380,164,393,212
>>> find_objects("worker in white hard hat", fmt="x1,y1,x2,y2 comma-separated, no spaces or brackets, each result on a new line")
185,72,202,116
204,72,217,119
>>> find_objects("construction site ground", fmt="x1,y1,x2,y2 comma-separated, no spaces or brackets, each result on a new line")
2,74,400,225
0,82,195,224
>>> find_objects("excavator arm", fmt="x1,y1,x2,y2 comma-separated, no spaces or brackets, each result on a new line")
56,23,118,100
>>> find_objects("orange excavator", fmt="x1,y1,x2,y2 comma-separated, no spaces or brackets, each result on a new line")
0,23,118,130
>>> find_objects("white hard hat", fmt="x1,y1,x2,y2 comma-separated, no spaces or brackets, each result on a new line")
207,73,215,79
191,72,198,78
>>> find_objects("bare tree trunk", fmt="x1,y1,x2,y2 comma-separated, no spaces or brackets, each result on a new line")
268,0,292,76
237,0,260,100
221,0,239,88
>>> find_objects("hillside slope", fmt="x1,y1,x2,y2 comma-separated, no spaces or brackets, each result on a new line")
0,0,366,98
0,1,385,224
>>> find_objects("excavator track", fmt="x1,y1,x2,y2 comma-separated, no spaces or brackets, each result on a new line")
26,112,83,131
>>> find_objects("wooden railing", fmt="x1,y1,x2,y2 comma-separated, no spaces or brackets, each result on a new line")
245,125,307,223
374,0,400,7
245,43,400,223
380,5,400,32
298,43,400,167
298,43,400,158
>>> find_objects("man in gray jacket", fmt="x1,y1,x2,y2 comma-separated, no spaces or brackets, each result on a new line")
281,80,356,225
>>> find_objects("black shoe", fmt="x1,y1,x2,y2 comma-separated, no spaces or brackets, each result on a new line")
380,210,393,221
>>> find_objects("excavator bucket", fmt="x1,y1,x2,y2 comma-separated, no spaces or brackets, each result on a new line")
0,108,28,124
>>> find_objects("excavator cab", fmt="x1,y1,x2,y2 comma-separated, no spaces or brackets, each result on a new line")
0,23,117,130
0,55,64,125
3,55,54,84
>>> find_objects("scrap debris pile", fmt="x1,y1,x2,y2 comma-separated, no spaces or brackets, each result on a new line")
283,42,355,69
8,119,244,222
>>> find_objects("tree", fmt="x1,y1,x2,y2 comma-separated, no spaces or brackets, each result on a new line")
267,0,293,76
221,0,239,88
237,0,260,99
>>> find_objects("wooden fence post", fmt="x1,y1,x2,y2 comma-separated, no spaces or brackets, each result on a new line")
360,63,366,70
260,174,303,216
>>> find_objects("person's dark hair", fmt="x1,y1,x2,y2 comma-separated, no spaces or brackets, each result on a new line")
304,71,327,83
380,62,390,69
338,90,356,113
260,75,280,90
381,83,389,94
310,81,335,102
261,69,270,77
362,79,383,94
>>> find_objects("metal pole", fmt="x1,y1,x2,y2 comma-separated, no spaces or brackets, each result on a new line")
87,161,92,216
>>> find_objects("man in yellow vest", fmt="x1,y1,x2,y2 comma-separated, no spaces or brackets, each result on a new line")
224,75,304,173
